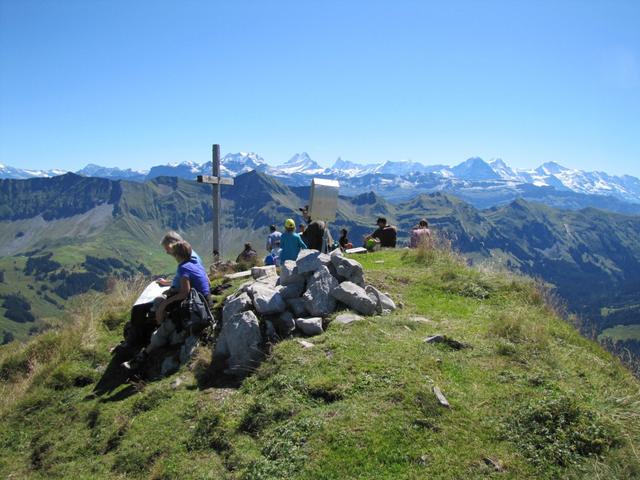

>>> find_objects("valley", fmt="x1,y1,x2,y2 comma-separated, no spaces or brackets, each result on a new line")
1,171,639,372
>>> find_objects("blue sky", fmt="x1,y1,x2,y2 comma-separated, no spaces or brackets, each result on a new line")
1,0,639,176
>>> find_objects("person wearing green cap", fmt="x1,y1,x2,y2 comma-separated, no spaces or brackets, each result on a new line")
280,218,307,263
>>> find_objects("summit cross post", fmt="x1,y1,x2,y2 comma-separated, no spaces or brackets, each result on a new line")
196,144,234,262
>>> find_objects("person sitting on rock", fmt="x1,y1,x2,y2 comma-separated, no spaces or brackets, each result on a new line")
410,218,431,248
236,243,258,267
123,240,211,370
280,218,307,263
156,231,205,292
364,217,397,248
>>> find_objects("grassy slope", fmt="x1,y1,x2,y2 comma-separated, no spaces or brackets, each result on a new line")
0,217,179,341
0,249,639,479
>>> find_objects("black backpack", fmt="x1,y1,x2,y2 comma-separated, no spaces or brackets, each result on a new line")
178,289,215,335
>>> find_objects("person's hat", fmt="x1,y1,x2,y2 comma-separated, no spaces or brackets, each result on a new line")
299,205,309,213
285,218,296,229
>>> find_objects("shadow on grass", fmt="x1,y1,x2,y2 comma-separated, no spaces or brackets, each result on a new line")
90,344,140,402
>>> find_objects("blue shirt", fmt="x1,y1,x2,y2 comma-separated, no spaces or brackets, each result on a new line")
176,258,210,296
280,231,307,263
171,250,204,288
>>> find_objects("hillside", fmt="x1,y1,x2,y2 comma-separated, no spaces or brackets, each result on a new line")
1,172,639,365
0,249,639,479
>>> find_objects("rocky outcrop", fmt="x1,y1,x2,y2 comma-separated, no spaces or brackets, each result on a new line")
214,248,396,376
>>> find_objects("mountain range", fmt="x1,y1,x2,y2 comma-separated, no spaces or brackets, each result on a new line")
3,153,640,212
1,171,639,354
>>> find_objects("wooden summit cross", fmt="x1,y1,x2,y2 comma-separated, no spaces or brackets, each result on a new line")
197,144,234,260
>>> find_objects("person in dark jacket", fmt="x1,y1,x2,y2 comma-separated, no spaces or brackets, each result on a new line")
365,217,397,248
339,228,352,250
299,205,326,251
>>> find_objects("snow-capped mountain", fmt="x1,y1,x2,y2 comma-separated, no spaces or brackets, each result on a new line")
0,163,68,179
76,164,147,181
3,153,640,206
450,157,501,181
274,152,324,175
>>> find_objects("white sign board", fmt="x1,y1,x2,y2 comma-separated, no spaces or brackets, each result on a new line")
309,178,339,222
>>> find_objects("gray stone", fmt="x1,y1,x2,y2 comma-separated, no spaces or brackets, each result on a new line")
250,284,287,315
365,285,397,314
296,250,332,274
423,334,469,350
224,270,253,280
331,281,377,316
213,310,263,376
272,311,296,338
433,386,450,408
254,274,278,288
287,297,308,317
279,281,306,300
335,312,363,325
302,266,339,317
297,339,315,349
280,260,306,286
251,265,277,280
295,317,324,336
331,255,365,287
222,292,252,323
295,249,322,274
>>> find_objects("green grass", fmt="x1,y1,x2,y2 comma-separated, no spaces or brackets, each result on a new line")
0,248,639,479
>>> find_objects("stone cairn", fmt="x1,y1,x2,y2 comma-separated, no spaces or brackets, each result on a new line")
212,248,396,376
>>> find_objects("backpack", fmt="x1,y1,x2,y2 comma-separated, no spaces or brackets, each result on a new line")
179,288,216,335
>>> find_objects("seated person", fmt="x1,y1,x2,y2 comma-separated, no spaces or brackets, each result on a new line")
123,241,210,369
339,228,353,250
410,219,432,248
156,231,204,290
364,217,397,248
236,243,258,267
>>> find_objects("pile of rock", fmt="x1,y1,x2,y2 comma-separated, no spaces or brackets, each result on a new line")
213,249,396,376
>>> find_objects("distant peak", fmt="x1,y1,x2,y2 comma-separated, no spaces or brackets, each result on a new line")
286,152,312,164
537,161,568,175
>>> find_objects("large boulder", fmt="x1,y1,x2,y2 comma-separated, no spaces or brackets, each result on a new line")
251,265,277,280
303,266,339,317
213,310,263,376
365,285,397,314
331,255,365,287
222,292,252,323
331,281,377,316
249,284,287,315
295,317,324,336
280,260,306,286
278,281,306,300
296,250,332,274
287,297,308,317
